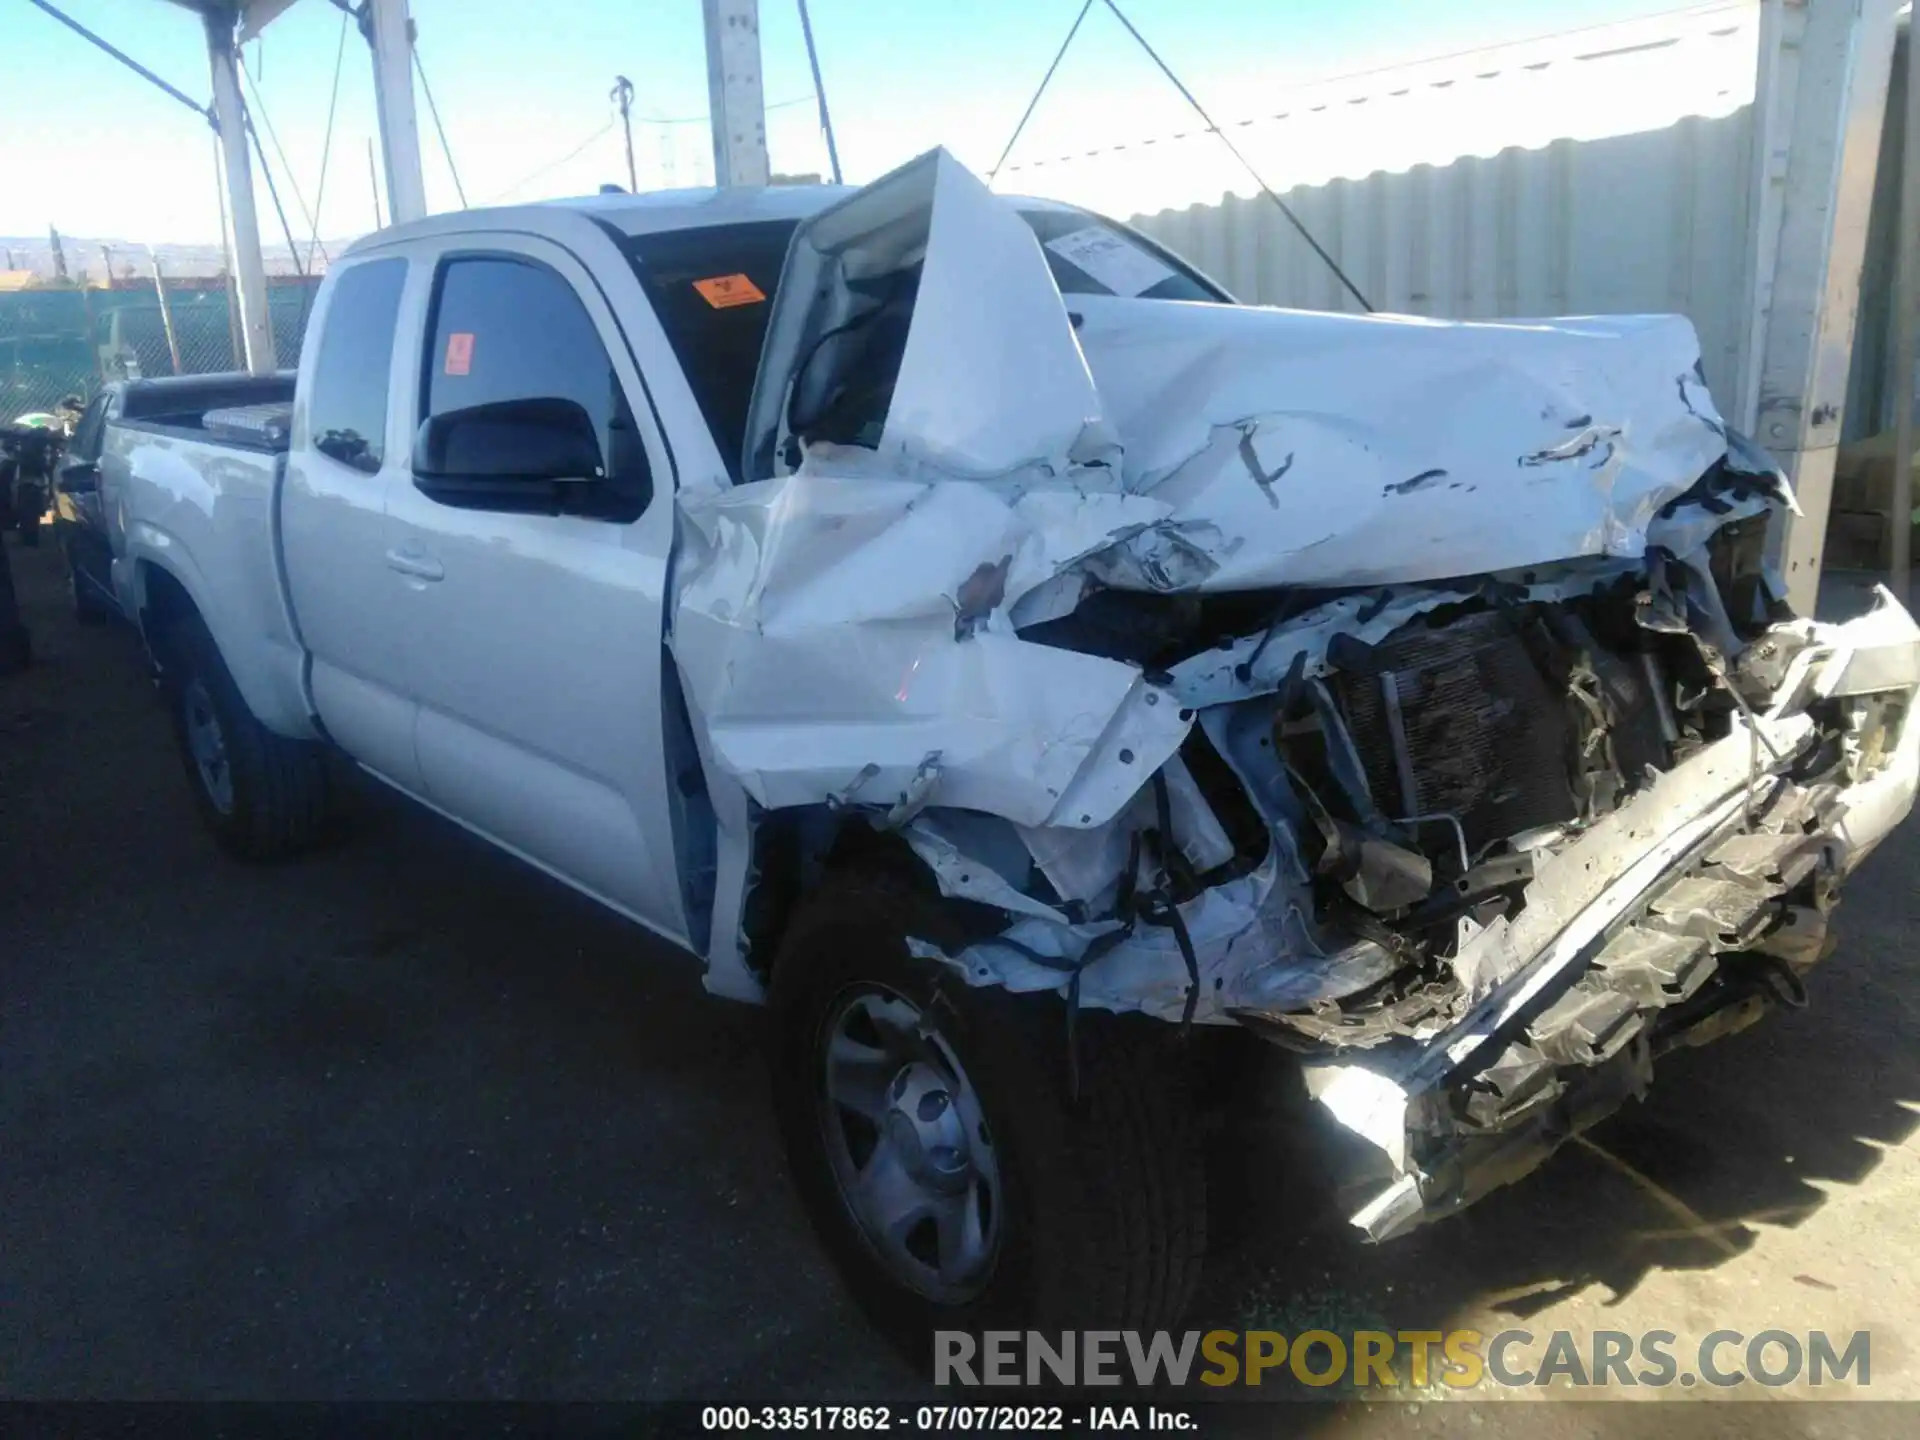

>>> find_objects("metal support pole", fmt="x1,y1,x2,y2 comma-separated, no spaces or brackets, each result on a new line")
1889,25,1919,604
703,0,770,187
1734,0,1901,612
366,0,428,224
148,247,183,376
205,11,275,373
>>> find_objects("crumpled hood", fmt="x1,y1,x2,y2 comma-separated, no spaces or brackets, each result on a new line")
670,147,1744,831
1072,299,1729,590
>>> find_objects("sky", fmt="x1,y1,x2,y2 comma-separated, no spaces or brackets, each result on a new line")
2,0,1700,247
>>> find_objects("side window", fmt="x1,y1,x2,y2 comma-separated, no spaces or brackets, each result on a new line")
69,394,110,462
308,258,406,474
421,255,650,519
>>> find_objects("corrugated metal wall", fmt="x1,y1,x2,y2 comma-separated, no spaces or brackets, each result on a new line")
1090,5,1765,398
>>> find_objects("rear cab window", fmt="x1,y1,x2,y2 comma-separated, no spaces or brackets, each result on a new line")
308,258,407,473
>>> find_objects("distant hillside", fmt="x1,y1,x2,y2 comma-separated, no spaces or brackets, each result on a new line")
0,234,359,282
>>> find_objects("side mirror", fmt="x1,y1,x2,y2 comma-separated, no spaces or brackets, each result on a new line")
58,461,100,495
412,396,605,493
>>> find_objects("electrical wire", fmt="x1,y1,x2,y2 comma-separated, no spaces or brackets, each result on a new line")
237,53,322,253
488,119,618,203
304,5,352,272
240,101,306,280
413,46,469,209
796,0,842,185
1098,0,1373,311
635,94,816,126
987,0,1093,184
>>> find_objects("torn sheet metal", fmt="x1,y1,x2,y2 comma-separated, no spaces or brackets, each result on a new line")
1296,602,1920,1239
675,145,1748,835
904,851,1401,1026
743,149,1114,485
672,458,1189,829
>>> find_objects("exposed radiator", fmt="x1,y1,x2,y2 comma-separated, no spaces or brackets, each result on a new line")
1337,609,1579,855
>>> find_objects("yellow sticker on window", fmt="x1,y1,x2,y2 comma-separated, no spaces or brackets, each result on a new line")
693,273,766,309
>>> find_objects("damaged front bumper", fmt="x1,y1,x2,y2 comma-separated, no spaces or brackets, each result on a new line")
1290,593,1920,1241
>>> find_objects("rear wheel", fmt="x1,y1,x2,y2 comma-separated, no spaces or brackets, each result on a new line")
769,865,1207,1359
159,614,330,859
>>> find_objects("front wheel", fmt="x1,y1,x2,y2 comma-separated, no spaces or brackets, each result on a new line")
158,614,331,860
768,866,1207,1358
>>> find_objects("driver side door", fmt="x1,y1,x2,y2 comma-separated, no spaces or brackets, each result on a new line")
382,234,688,940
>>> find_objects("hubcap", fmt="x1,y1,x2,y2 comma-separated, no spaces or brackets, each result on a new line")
819,988,1001,1302
181,679,234,815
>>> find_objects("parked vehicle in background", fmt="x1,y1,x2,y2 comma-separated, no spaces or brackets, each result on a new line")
2,399,81,546
54,374,294,624
98,150,1920,1351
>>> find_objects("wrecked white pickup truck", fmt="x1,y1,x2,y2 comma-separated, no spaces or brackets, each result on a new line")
112,148,1918,1343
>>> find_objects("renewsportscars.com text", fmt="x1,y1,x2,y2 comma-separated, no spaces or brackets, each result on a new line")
934,1329,1871,1390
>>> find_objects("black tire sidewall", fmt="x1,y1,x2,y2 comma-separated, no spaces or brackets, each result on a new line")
158,615,322,859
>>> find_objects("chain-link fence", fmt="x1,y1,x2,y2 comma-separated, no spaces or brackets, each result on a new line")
0,280,319,420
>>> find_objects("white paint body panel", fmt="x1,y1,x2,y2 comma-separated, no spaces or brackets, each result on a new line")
678,151,1741,827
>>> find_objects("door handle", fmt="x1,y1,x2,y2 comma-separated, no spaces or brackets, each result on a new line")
385,547,445,582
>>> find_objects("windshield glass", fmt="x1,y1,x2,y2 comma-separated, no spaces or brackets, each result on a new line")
1017,209,1221,301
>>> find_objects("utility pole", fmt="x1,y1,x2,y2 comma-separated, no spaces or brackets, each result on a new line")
702,0,770,186
612,75,638,192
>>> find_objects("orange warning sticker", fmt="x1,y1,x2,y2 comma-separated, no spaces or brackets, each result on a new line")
444,331,474,376
692,273,766,309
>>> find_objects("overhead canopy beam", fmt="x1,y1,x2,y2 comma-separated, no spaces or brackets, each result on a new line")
704,0,771,186
204,8,276,372
25,0,214,123
365,0,429,223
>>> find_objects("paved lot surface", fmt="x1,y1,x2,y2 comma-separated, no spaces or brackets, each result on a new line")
5,533,1920,1430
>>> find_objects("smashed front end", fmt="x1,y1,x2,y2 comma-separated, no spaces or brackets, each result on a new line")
667,149,1920,1240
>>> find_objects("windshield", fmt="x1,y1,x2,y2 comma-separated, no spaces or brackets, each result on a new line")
1016,209,1223,302
624,206,1223,479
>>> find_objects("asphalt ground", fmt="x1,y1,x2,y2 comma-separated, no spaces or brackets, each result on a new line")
5,531,1919,1433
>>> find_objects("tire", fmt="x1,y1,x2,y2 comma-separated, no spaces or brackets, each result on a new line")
768,864,1207,1358
158,613,330,860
